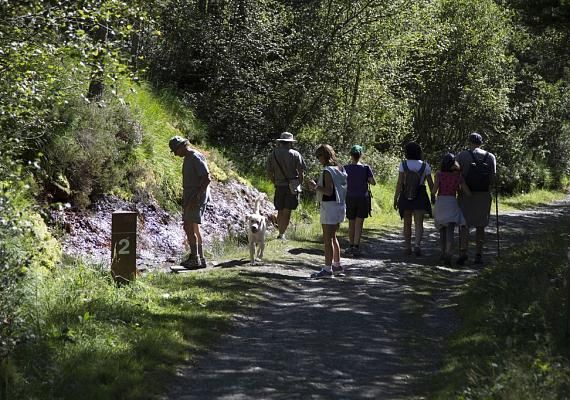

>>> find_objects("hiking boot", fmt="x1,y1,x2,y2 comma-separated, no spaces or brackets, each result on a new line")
352,247,361,257
343,247,354,256
277,233,286,241
199,257,208,269
181,255,201,269
443,254,452,266
456,254,468,266
474,254,483,265
414,247,422,257
310,268,333,279
404,247,412,256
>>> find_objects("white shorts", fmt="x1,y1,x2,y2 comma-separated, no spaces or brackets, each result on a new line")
320,201,345,225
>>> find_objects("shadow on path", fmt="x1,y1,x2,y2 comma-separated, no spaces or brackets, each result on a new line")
163,197,570,400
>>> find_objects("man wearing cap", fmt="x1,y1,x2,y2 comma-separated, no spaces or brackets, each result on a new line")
456,132,496,265
266,132,307,240
169,136,211,269
344,144,376,256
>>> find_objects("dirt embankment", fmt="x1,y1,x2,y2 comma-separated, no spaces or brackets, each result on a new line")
48,179,276,269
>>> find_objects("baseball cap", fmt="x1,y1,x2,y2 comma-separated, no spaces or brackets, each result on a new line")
350,145,363,155
169,136,189,152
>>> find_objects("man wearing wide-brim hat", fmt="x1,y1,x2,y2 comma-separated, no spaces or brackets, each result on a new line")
266,132,307,240
455,132,497,266
169,135,211,269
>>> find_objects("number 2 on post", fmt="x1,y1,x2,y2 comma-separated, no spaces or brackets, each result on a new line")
118,238,130,255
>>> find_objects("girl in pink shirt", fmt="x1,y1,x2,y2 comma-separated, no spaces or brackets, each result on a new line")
433,153,471,265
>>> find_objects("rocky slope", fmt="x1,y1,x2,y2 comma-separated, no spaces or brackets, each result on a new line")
49,179,276,270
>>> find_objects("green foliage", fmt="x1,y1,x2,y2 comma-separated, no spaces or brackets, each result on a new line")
122,81,242,210
433,235,570,399
0,0,149,159
499,189,567,211
8,261,257,400
141,0,569,193
43,98,143,207
0,143,61,394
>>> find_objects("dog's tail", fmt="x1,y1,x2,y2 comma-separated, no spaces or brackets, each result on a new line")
253,194,262,215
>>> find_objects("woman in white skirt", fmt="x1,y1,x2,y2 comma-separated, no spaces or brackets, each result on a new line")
308,144,348,278
433,153,471,265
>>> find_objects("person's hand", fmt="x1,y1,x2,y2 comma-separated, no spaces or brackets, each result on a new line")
430,193,436,205
393,198,398,210
308,179,317,191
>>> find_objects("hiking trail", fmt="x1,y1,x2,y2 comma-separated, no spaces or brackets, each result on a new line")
162,197,570,400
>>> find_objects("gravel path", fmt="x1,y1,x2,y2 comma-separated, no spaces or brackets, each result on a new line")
162,197,570,400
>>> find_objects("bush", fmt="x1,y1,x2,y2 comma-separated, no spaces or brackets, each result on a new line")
0,145,61,395
43,98,142,207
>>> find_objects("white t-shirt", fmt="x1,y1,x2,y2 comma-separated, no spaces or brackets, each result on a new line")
398,160,432,185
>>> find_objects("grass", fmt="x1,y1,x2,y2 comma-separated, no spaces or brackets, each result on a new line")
120,81,246,210
8,261,260,400
498,189,567,211
430,232,570,400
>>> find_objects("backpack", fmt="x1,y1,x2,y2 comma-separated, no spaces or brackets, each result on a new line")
402,161,426,201
464,150,491,192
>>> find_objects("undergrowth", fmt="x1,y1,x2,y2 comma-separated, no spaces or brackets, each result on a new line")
7,261,258,400
432,233,570,399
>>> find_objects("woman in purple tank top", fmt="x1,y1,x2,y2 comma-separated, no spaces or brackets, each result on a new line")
343,145,376,257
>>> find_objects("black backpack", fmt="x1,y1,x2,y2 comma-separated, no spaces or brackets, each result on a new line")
402,161,426,201
464,150,491,192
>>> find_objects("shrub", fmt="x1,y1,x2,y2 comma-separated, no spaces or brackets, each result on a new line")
0,145,61,395
43,98,142,208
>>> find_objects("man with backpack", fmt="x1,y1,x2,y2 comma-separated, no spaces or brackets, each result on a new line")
456,132,497,265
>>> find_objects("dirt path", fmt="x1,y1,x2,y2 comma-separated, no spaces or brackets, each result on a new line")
162,197,570,400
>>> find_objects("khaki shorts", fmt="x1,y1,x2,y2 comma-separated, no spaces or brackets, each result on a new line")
183,191,208,223
183,203,207,223
274,185,299,210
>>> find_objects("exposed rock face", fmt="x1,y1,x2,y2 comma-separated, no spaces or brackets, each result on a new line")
49,179,276,270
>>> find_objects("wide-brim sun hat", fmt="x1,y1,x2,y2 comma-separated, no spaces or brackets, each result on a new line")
276,132,296,142
169,136,189,152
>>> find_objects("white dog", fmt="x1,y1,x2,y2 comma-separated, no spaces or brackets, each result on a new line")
245,195,267,265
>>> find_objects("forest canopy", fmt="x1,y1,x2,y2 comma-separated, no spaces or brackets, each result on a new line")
0,0,569,194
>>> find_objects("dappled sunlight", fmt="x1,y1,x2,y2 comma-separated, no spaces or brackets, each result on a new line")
164,198,570,400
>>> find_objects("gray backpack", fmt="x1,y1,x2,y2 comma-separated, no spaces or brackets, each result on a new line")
402,161,426,201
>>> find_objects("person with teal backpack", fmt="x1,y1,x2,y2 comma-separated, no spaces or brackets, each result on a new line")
393,141,435,256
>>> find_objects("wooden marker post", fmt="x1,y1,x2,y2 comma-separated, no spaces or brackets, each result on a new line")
111,211,137,283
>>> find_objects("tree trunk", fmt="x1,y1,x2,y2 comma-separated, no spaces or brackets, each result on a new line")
86,25,108,101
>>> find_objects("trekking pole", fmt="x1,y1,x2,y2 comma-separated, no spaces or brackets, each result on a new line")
495,182,500,258
566,246,570,337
